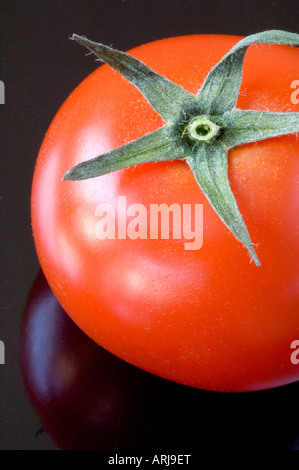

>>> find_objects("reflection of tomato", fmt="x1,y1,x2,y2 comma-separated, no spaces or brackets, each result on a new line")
20,271,299,450
20,270,186,450
31,35,299,392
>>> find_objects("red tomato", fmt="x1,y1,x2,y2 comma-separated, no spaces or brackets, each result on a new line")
20,270,299,450
20,270,195,450
31,35,299,392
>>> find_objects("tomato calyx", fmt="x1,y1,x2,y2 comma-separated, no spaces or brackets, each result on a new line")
182,115,221,144
63,31,299,266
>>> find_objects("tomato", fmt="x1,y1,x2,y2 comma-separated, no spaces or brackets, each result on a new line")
20,270,299,450
20,270,193,450
31,34,299,393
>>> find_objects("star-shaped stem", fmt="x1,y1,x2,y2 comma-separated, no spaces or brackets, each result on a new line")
64,31,299,266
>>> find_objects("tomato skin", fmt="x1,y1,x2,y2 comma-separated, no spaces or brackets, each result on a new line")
19,271,299,450
19,270,191,450
20,271,132,450
31,34,299,392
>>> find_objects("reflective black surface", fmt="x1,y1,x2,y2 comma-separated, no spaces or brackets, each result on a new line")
0,0,298,451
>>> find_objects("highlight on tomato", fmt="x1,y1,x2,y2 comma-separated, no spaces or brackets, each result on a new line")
31,30,299,393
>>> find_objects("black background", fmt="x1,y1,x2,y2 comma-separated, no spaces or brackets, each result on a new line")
0,0,299,451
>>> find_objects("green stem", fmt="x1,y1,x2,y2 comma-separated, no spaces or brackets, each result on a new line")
185,116,221,143
64,30,299,266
